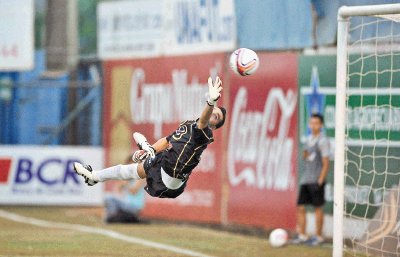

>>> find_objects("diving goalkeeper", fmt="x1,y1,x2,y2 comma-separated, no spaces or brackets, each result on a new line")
74,76,226,199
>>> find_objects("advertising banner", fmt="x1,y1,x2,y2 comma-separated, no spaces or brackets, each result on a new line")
226,53,298,229
162,0,236,56
98,0,236,60
97,0,164,59
103,53,226,223
0,0,34,71
0,146,104,205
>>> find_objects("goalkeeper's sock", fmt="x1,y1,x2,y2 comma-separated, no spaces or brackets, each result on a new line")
92,164,141,182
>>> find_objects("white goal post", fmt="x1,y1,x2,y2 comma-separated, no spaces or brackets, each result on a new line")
334,4,400,257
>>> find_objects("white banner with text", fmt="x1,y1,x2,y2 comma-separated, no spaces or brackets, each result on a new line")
98,0,236,59
0,146,104,205
0,0,34,71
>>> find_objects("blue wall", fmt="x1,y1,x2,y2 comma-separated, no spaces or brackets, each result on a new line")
235,0,313,50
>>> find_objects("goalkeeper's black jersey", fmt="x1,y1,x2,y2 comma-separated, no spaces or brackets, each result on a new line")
162,120,213,179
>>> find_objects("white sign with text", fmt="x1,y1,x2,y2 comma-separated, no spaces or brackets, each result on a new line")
0,146,104,205
98,0,236,59
0,0,34,71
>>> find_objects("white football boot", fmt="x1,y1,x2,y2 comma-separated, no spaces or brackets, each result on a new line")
73,162,98,186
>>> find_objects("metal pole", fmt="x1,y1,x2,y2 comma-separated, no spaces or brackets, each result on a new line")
45,0,78,71
333,7,349,257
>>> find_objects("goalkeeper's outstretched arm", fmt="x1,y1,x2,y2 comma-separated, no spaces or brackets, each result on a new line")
197,76,222,130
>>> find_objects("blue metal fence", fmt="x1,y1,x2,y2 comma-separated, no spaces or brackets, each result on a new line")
0,51,102,146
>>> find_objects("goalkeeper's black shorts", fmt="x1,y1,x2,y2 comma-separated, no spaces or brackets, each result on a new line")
143,154,186,199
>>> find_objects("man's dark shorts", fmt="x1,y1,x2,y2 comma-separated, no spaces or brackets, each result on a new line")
297,183,325,207
143,154,186,199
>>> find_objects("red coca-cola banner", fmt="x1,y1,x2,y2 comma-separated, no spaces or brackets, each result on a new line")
225,52,298,229
103,54,226,223
103,52,298,229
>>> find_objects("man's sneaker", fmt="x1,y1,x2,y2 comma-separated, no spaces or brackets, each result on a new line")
305,236,324,246
290,234,308,244
73,162,98,186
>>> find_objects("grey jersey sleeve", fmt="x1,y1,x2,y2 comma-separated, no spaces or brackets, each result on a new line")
318,137,330,157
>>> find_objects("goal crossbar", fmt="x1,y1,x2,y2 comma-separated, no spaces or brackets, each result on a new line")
339,4,400,19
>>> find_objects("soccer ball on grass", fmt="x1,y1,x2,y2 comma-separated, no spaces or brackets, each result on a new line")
269,228,288,248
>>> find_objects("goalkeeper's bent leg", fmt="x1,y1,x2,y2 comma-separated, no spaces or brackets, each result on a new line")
92,163,142,182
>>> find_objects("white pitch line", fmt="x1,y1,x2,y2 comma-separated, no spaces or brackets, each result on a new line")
0,209,214,257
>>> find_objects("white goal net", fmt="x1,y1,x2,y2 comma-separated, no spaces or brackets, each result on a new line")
334,4,400,257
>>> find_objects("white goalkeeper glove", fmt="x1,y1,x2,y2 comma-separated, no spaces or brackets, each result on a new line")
132,150,149,163
141,141,155,158
133,132,156,158
207,76,222,106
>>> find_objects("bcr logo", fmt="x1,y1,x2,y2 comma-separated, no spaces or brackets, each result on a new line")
0,158,12,183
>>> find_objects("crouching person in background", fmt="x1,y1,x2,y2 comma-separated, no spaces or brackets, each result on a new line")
104,177,146,223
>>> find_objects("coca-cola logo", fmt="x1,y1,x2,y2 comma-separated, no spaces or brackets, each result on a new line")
227,87,297,191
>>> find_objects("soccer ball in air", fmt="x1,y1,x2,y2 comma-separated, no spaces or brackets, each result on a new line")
269,228,288,248
229,48,259,76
